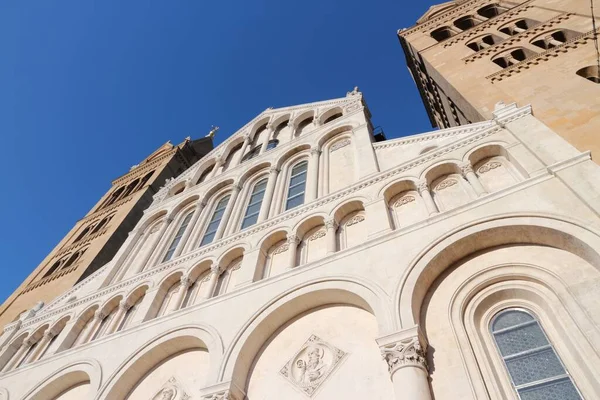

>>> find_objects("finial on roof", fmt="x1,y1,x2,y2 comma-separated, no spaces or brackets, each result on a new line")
206,125,219,139
346,86,360,97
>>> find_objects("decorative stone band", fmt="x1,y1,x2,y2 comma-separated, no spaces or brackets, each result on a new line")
393,195,416,208
435,178,458,191
478,161,502,174
272,243,289,255
345,214,365,227
380,336,427,375
330,139,351,152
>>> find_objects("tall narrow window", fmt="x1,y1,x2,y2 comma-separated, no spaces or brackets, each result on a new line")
285,161,308,210
241,179,267,229
491,309,581,399
200,195,231,246
162,211,194,262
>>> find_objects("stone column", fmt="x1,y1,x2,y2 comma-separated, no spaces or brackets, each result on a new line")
171,275,193,312
417,181,438,215
260,125,273,154
2,338,32,372
80,310,105,344
139,217,174,271
236,247,264,287
286,234,300,269
216,184,242,240
258,167,280,223
177,201,206,256
287,121,296,139
202,265,223,300
460,163,487,196
239,134,252,162
378,328,432,400
210,157,224,178
306,148,321,202
105,301,131,335
28,329,58,363
325,218,338,255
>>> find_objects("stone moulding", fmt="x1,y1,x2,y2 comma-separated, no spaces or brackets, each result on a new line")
487,28,600,82
28,105,531,328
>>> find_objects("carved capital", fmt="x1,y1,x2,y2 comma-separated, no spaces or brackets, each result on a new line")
310,148,321,156
266,123,274,131
180,275,193,288
22,337,35,347
287,121,295,128
94,309,107,320
45,328,60,339
460,162,474,175
416,180,430,193
325,218,338,230
269,166,280,175
380,336,427,375
243,134,252,143
119,299,133,312
210,264,223,276
286,234,300,245
232,183,242,193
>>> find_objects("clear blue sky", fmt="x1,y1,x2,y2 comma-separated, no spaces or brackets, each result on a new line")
0,0,434,303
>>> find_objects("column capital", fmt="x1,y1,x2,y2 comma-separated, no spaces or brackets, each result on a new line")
119,299,133,312
243,134,252,143
266,123,274,131
310,147,321,156
23,337,35,347
324,217,338,230
94,309,107,321
197,200,208,209
416,180,430,193
180,275,193,288
45,327,61,339
214,156,225,167
378,328,428,375
210,264,224,276
269,166,280,174
232,183,243,193
459,162,474,175
286,233,300,245
287,120,295,128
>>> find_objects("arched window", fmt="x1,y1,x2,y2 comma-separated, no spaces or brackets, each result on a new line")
197,165,214,184
200,195,231,246
266,139,279,151
532,31,568,49
91,216,112,235
285,161,308,210
73,226,91,243
137,171,154,191
323,112,342,124
296,117,313,136
431,26,455,42
121,179,140,199
454,15,480,31
477,4,507,19
104,186,125,208
241,178,268,229
467,34,501,51
492,48,536,68
61,251,81,270
43,259,63,278
576,66,600,84
162,211,194,262
500,19,536,36
241,146,261,163
491,309,581,399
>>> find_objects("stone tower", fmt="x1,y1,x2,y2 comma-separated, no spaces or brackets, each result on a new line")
398,0,600,157
0,137,212,328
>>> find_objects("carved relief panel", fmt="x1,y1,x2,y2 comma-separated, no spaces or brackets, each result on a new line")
279,334,347,397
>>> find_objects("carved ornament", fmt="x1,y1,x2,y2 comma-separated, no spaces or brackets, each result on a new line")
345,214,365,227
330,139,351,152
272,243,289,255
280,334,347,397
393,195,416,208
478,161,502,174
380,336,427,375
308,230,326,241
435,178,458,191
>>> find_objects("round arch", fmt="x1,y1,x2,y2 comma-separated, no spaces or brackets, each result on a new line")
96,325,223,399
23,360,101,400
219,277,393,391
395,213,600,328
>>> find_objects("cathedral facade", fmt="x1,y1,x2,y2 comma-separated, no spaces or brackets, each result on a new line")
1,90,600,399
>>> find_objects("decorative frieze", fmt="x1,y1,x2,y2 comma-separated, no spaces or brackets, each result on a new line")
435,178,458,191
308,230,326,241
345,215,365,227
272,243,290,255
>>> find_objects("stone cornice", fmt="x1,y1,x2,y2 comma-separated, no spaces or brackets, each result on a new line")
111,147,177,186
462,13,572,63
373,121,493,149
487,28,600,82
28,113,531,327
399,0,489,36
